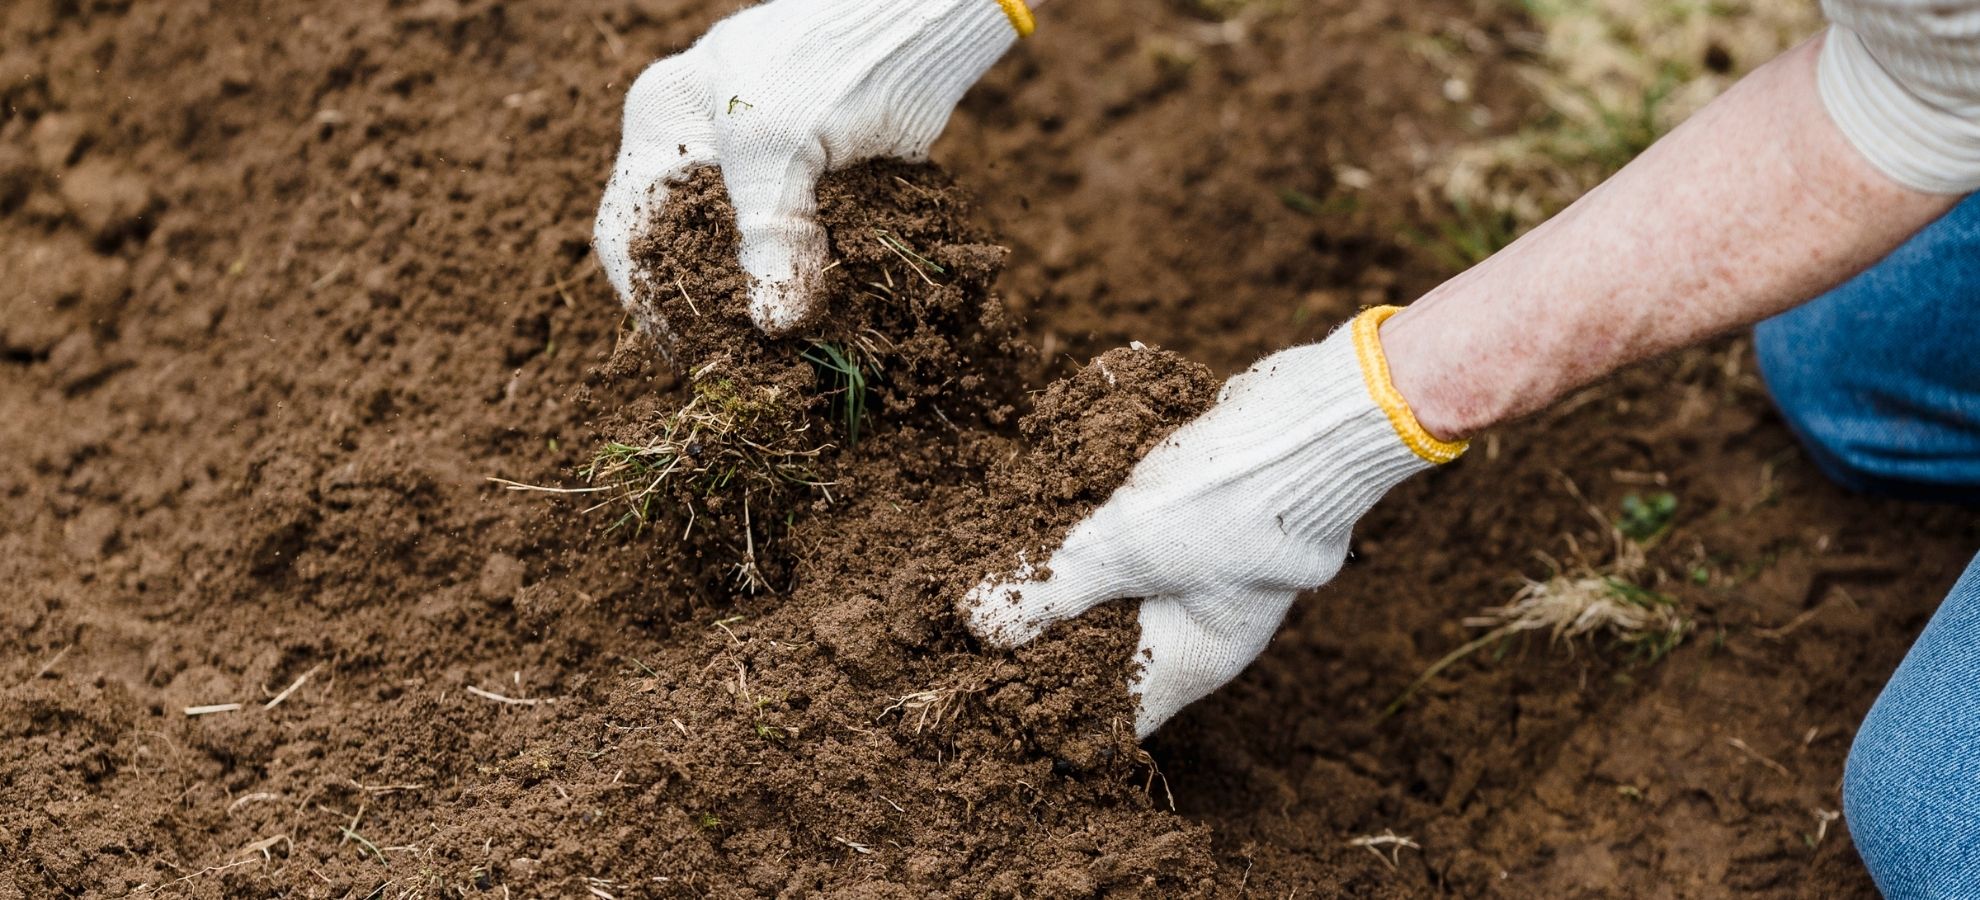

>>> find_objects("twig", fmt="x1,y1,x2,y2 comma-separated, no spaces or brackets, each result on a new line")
309,260,347,291
465,685,547,706
128,857,262,894
486,476,610,495
1347,829,1421,871
1726,737,1792,777
675,278,701,316
1135,744,1178,812
184,703,244,717
264,665,321,710
33,645,71,679
1754,603,1828,641
729,658,751,705
228,792,280,815
350,779,425,795
1812,809,1840,846
238,834,290,860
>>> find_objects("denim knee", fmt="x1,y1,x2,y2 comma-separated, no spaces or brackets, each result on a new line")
1843,710,1980,898
1754,195,1980,503
1842,555,1980,898
1753,316,1900,497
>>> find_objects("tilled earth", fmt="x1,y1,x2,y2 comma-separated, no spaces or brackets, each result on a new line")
3,1,1976,897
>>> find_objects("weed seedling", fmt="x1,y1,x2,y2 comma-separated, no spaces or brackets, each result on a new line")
1408,198,1522,270
1278,187,1357,217
1617,491,1678,543
340,826,387,863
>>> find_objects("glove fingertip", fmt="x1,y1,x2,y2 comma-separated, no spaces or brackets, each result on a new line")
1127,590,1298,740
748,274,821,337
960,576,1048,649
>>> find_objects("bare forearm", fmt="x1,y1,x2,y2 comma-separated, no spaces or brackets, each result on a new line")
1381,34,1958,440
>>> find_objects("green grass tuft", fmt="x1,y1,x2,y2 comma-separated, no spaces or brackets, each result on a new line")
802,341,875,447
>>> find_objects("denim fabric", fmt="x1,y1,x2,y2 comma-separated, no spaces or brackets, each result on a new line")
1755,192,1980,503
1760,196,1980,897
1844,553,1980,899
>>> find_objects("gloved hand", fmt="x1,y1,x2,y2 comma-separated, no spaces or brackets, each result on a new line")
963,307,1468,737
594,0,1030,335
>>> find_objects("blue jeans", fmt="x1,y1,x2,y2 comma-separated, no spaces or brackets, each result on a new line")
1756,193,1980,503
1757,193,1980,899
1843,556,1980,899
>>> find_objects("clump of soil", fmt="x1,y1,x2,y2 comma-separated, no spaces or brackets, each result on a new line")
627,162,1027,407
592,162,1032,599
473,160,1232,893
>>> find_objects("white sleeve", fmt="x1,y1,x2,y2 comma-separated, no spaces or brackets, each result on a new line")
1819,0,1980,194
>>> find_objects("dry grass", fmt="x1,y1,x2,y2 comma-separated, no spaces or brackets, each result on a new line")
1464,570,1690,660
1431,0,1821,245
877,680,985,735
1384,474,1693,717
494,341,871,596
1381,570,1688,718
582,372,832,538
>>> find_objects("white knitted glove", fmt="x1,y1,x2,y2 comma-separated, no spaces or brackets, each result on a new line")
964,308,1468,737
594,0,1027,335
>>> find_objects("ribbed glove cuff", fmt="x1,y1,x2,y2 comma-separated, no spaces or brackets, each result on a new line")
711,0,1020,158
881,0,1022,148
1197,306,1465,548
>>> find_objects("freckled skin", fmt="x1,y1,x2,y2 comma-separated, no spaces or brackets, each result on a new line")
1380,34,1958,441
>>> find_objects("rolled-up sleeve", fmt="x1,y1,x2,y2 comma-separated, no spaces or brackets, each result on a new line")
1820,0,1980,194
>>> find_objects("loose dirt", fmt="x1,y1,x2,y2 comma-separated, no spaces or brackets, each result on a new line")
508,160,1231,894
4,1,1976,898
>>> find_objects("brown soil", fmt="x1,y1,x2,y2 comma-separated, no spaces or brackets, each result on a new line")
3,1,1976,899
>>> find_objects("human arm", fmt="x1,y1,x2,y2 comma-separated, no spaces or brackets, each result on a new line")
965,11,1980,736
1382,32,1964,440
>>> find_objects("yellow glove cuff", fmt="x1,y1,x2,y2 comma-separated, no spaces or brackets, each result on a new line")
996,0,1035,37
1351,306,1469,465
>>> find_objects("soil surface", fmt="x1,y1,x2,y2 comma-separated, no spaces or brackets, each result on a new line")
3,1,1977,898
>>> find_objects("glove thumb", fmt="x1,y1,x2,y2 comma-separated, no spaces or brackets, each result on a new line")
963,515,1147,649
595,53,716,304
1131,588,1298,738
